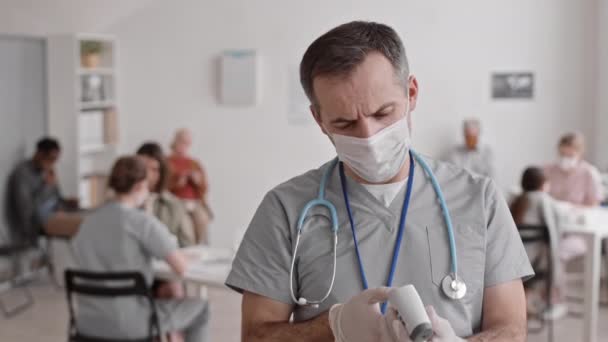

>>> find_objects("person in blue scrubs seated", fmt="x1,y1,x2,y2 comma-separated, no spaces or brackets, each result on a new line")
225,21,534,342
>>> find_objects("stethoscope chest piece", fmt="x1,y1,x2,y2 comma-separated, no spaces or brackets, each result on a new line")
441,274,467,300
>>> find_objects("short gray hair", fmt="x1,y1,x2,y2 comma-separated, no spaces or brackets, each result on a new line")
463,119,481,133
299,21,410,108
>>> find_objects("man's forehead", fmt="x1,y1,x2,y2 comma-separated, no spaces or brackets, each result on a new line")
312,62,405,118
465,127,480,135
46,150,60,158
560,145,578,153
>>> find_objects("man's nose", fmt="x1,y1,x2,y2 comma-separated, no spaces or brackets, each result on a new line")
356,117,377,139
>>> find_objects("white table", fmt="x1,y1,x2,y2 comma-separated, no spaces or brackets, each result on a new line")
561,208,608,342
152,246,234,289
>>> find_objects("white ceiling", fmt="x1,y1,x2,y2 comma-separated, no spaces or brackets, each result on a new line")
0,0,156,36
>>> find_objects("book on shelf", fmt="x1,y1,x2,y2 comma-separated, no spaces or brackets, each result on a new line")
79,110,104,150
79,174,108,209
79,108,119,151
103,108,118,145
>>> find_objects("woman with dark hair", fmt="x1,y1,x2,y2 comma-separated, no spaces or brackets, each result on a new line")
510,167,585,320
510,168,549,225
72,156,209,342
137,142,196,247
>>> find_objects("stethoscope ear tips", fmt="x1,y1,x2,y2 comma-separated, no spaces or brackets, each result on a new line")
297,297,308,305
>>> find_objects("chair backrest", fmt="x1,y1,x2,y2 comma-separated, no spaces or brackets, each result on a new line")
516,224,555,341
516,224,550,244
64,270,160,342
516,224,553,286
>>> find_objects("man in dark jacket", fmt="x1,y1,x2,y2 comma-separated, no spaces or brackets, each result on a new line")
6,137,81,246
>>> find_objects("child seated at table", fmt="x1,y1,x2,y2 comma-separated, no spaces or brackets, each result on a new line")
72,156,209,342
510,167,586,320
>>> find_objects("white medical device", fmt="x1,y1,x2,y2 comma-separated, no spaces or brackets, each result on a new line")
388,285,434,342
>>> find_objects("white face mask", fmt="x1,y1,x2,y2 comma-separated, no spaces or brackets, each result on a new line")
331,107,411,183
559,156,578,171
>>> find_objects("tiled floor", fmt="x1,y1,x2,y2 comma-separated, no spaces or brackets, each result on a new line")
0,277,607,342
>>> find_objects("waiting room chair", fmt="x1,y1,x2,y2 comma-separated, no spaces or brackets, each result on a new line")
0,241,35,317
64,270,161,342
517,224,554,342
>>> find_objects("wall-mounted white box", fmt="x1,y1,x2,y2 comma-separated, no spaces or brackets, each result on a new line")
220,50,259,105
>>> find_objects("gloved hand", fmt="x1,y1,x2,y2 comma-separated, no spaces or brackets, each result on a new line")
426,306,464,342
384,306,410,341
329,287,396,342
384,306,464,342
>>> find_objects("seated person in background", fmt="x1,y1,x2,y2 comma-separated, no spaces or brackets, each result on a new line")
6,137,82,244
137,142,196,247
168,128,212,245
544,132,604,206
72,156,209,342
510,167,586,320
446,118,495,178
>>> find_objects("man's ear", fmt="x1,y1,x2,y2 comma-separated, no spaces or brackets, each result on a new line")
407,75,419,112
310,105,328,135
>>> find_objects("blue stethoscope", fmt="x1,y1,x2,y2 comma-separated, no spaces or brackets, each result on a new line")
289,149,466,312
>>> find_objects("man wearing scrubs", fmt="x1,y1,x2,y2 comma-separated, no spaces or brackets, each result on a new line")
226,21,533,341
446,119,495,179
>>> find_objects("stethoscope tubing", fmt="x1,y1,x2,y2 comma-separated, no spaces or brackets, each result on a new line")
289,150,462,307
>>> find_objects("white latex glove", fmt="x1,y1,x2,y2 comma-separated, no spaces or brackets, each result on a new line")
384,306,411,341
384,306,464,342
427,306,465,342
329,287,396,342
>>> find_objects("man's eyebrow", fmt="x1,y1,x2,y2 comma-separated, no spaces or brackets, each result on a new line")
365,102,396,117
330,117,356,125
329,102,397,125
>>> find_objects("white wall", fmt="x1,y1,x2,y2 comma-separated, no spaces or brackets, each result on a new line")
597,0,608,171
103,0,600,247
0,0,153,36
0,0,600,247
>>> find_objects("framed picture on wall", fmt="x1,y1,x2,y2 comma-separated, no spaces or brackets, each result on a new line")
491,72,534,99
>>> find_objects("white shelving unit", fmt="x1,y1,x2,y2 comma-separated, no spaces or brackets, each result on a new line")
47,34,119,208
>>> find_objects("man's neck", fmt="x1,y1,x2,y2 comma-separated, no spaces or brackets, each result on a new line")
344,157,411,185
116,195,138,208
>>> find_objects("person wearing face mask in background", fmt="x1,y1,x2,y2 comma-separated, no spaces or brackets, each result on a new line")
72,156,210,342
510,167,586,321
226,21,533,342
445,119,495,179
544,132,604,207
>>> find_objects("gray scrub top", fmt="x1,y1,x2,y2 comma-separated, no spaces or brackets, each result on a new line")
72,202,178,338
226,155,533,336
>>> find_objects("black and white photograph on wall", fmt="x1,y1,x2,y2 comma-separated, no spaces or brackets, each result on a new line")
491,72,534,99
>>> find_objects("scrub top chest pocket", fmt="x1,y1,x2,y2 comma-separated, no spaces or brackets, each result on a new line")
426,223,485,300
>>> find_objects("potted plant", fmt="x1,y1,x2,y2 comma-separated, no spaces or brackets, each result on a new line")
81,41,103,68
